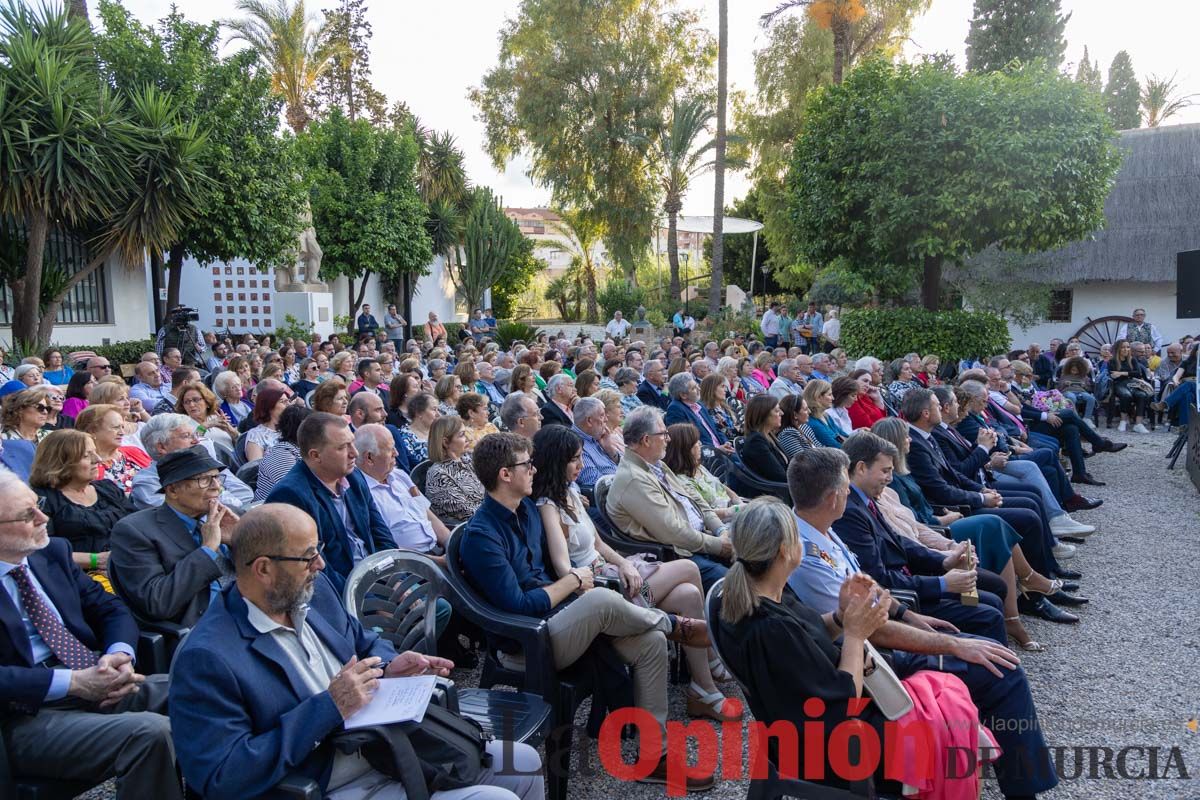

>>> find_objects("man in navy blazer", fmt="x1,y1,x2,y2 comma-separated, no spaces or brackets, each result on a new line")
662,372,733,452
0,472,179,798
832,433,1007,644
172,503,542,799
266,412,396,596
636,359,671,411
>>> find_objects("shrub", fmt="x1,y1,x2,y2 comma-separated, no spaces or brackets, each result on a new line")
494,321,542,349
597,279,647,321
274,314,316,343
74,339,157,367
806,264,871,308
840,308,1010,363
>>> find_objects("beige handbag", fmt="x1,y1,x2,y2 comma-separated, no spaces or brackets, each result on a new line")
862,641,914,721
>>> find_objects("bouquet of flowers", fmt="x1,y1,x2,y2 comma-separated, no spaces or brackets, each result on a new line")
1030,389,1072,413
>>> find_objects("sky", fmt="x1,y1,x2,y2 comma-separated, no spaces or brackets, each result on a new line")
118,0,1200,217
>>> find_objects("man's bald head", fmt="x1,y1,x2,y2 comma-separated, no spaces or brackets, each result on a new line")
232,504,316,578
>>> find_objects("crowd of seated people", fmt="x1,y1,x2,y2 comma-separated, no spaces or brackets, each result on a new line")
1,312,1194,800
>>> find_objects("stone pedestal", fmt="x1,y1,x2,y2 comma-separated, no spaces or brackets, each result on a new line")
274,290,336,339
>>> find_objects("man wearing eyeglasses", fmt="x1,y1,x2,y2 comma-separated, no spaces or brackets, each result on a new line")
0,471,181,799
110,445,240,629
128,415,253,513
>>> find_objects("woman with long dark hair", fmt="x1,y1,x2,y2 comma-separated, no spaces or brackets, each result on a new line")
530,425,737,720
741,394,789,482
62,371,95,419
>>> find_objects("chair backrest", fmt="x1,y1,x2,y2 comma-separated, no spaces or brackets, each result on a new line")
703,579,753,702
231,431,249,470
211,441,236,471
236,458,261,492
409,459,433,495
343,550,444,655
593,474,614,520
702,450,732,482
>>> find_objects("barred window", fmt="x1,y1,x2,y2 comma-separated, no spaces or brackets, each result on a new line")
1049,289,1073,322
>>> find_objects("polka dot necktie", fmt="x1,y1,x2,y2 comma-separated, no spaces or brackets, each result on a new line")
10,565,98,670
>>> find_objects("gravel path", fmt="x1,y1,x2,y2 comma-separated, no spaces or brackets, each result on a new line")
76,426,1200,800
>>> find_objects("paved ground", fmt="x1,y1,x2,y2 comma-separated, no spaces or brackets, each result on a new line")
78,425,1200,799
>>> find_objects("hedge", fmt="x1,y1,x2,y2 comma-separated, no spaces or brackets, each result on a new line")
840,308,1010,363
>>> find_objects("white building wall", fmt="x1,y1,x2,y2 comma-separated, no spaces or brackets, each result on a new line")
412,255,461,327
1,259,153,347
1007,281,1194,349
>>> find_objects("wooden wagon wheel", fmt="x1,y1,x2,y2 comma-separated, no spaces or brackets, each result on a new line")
1071,315,1135,359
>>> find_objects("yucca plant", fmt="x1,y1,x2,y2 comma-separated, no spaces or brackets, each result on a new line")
494,321,542,349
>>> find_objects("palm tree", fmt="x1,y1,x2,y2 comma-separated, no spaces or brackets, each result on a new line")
418,130,470,207
547,207,605,323
0,3,206,345
655,96,719,302
709,0,729,318
225,0,338,134
1140,73,1196,128
761,0,869,84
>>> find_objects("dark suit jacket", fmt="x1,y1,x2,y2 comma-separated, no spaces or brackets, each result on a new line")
985,399,1025,440
956,412,1011,453
170,575,395,797
540,399,572,427
832,489,945,606
0,538,138,713
663,399,728,448
906,428,985,510
109,504,233,627
637,380,670,411
1033,354,1056,387
265,461,396,596
931,424,990,485
740,430,789,483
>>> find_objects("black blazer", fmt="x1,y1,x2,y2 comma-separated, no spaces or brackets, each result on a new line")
0,538,138,713
540,400,572,427
741,431,789,483
637,380,670,411
906,428,985,510
930,424,991,485
831,489,945,606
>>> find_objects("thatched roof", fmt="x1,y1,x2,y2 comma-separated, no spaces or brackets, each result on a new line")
968,123,1200,284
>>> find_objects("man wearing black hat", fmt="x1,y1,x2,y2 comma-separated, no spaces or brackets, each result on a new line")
108,446,239,628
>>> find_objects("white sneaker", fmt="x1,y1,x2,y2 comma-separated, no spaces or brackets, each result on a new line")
1052,542,1077,559
1050,515,1096,537
1117,420,1127,432
1132,423,1149,434
1083,418,1097,430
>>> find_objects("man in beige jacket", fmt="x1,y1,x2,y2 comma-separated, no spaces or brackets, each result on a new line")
607,406,732,590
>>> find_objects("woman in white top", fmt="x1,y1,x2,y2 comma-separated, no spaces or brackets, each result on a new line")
244,384,296,461
529,425,739,723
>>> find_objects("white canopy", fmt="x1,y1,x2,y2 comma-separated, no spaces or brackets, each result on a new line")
659,215,763,235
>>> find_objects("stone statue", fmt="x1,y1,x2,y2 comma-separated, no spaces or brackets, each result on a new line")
275,202,328,292
635,304,648,324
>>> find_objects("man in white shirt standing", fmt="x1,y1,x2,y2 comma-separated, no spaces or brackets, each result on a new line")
605,310,631,341
760,301,781,348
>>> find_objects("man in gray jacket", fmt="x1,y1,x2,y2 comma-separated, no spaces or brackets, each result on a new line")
109,447,239,627
130,414,252,512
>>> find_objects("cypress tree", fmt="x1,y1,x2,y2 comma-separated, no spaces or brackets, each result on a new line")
966,0,1070,72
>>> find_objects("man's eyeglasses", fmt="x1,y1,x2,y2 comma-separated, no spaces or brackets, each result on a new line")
93,364,112,371
249,541,325,568
506,459,535,471
0,497,46,525
646,430,670,439
189,473,226,490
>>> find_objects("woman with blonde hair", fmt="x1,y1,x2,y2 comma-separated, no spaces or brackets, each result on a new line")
748,351,775,393
74,403,151,494
802,379,844,448
434,374,462,415
176,380,239,450
30,429,134,583
592,388,626,456
509,363,544,405
424,415,484,522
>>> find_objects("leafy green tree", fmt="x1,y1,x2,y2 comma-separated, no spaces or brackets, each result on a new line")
1104,50,1140,130
965,0,1069,73
225,0,338,134
95,1,306,313
805,261,871,308
786,57,1121,311
0,1,207,345
742,1,929,283
1140,72,1195,128
1074,45,1102,92
950,248,1052,330
490,235,541,320
311,0,388,124
298,108,432,320
471,0,714,282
